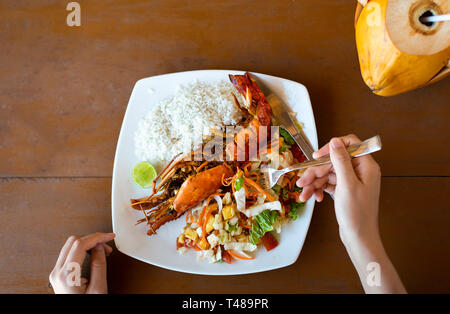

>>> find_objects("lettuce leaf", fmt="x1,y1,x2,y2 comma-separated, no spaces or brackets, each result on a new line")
289,201,305,220
249,210,279,245
280,128,295,146
272,184,282,194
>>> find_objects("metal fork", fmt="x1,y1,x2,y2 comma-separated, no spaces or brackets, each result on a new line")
258,135,382,190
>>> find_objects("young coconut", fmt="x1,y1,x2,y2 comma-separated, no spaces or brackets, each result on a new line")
355,0,449,96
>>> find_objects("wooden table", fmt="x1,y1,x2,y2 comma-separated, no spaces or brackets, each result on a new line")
0,0,449,294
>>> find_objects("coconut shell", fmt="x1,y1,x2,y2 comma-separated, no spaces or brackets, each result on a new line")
355,0,450,96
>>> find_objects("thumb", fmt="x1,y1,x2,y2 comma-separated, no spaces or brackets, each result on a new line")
87,244,107,294
329,138,357,185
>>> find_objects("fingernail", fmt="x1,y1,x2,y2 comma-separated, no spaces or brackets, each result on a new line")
312,151,318,159
296,178,304,187
331,138,343,149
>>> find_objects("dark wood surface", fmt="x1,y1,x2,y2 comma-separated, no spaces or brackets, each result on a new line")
0,0,449,293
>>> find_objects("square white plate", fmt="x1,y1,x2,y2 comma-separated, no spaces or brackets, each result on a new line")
112,70,318,275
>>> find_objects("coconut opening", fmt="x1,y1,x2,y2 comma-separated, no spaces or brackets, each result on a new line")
419,10,436,27
386,0,449,56
408,1,442,35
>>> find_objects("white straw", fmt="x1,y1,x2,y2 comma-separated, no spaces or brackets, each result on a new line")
421,14,450,23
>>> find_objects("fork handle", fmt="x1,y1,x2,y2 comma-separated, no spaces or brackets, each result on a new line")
281,135,382,174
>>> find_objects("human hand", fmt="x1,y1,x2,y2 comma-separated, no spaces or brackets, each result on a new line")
296,134,381,243
49,232,115,294
296,135,407,293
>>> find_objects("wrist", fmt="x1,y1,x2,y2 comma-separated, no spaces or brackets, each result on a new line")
339,226,406,294
339,224,382,255
340,226,386,279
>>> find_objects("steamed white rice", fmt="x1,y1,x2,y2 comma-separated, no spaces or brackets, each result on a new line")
134,80,243,171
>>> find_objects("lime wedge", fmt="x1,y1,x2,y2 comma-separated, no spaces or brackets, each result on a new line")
132,161,157,188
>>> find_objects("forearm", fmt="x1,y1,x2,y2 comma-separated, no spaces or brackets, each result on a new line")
341,229,407,294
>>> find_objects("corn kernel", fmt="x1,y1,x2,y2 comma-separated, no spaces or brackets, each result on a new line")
206,215,215,233
222,205,235,220
184,228,198,242
178,233,185,244
198,237,209,250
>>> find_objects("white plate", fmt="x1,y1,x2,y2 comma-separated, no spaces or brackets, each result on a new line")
112,70,318,275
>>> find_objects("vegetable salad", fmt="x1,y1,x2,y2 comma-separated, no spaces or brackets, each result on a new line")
176,129,306,263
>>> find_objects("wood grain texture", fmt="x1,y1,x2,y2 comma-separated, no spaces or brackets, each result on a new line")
0,177,448,293
0,0,449,177
0,0,448,295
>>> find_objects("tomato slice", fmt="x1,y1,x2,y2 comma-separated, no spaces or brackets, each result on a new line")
184,238,196,248
176,237,196,250
291,144,307,163
261,232,278,251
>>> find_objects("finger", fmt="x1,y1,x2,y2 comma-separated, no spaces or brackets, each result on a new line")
296,164,332,187
313,134,362,159
298,176,328,202
299,184,315,202
64,233,115,267
354,155,381,185
351,150,375,170
102,243,113,256
329,138,358,184
314,189,324,202
325,184,335,194
87,244,107,294
312,143,330,159
327,173,337,185
55,235,79,269
340,134,362,147
305,175,330,190
79,232,115,247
